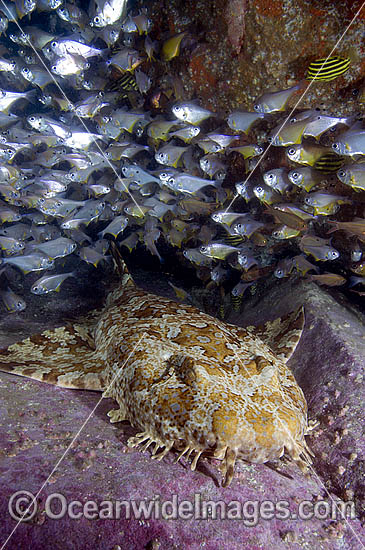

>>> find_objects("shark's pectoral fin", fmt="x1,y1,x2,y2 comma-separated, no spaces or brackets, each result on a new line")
0,323,106,391
248,307,305,363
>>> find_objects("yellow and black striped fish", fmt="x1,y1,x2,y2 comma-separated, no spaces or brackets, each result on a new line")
224,233,245,246
108,72,138,100
230,293,243,312
218,302,227,319
314,152,345,172
216,225,246,246
306,56,351,81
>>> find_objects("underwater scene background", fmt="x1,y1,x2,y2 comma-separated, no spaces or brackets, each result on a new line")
0,0,364,548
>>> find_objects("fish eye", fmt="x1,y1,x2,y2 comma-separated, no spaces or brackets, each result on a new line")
51,65,57,72
288,148,296,156
17,301,22,308
291,172,300,180
236,224,243,230
51,41,57,48
23,68,30,74
256,186,263,193
276,269,283,276
267,137,273,143
33,286,38,292
332,143,339,150
338,169,346,178
200,246,207,253
94,16,100,24
289,117,297,123
253,104,260,112
257,147,264,154
266,173,274,181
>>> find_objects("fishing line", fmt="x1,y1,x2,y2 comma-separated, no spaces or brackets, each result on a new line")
0,0,146,216
223,1,365,214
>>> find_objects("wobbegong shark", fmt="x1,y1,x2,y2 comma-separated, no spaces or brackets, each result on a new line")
0,243,312,486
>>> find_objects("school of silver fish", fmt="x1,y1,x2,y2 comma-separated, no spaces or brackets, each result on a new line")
0,0,363,313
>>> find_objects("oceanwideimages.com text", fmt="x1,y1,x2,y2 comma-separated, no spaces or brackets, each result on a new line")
9,491,356,526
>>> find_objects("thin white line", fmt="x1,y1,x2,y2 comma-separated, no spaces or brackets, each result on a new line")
0,1,363,547
220,330,364,548
224,1,365,214
1,332,147,550
219,10,365,536
0,0,146,216
220,11,365,538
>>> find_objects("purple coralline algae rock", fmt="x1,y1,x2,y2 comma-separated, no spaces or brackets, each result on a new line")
0,276,364,549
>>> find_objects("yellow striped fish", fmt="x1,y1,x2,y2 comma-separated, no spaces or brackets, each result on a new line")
218,302,226,319
216,226,245,247
306,56,351,81
108,72,138,100
230,293,243,312
314,152,345,172
224,233,245,246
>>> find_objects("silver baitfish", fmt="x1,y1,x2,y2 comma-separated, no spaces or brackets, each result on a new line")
172,102,213,125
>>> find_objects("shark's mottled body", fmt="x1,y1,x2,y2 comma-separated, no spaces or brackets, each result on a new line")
0,248,311,486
